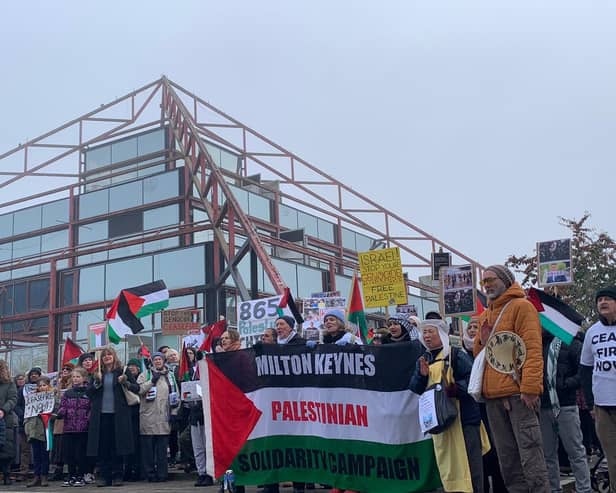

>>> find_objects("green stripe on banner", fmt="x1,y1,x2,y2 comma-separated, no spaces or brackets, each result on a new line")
539,313,574,345
231,434,441,493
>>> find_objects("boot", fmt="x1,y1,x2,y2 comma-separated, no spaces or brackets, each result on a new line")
41,475,49,487
27,476,41,488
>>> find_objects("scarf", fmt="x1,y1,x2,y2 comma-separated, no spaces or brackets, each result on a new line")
547,337,562,418
277,330,298,345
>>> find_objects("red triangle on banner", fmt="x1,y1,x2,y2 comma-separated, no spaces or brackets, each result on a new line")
205,357,262,478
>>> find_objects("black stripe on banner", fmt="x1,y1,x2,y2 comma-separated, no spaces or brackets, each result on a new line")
535,289,584,325
124,279,167,297
117,292,145,335
208,342,424,394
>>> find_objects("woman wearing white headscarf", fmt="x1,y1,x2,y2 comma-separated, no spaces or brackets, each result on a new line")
410,319,485,493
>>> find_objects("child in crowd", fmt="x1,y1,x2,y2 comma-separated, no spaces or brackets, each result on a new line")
57,367,91,487
24,376,52,488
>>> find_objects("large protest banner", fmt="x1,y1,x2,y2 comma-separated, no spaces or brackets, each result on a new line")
200,343,440,493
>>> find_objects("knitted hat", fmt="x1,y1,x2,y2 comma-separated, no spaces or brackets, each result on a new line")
62,362,75,371
127,358,141,368
151,351,165,361
324,308,346,324
276,315,296,330
485,265,515,288
596,286,616,303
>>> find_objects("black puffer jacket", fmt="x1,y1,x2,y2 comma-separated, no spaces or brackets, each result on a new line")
540,331,583,409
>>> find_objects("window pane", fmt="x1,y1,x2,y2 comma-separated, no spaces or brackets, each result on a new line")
0,285,14,316
61,272,74,306
76,309,106,342
79,189,109,219
13,236,41,259
111,137,138,164
144,204,179,230
79,221,108,244
143,170,179,204
355,233,373,253
109,180,143,213
41,230,68,253
298,212,318,237
14,206,42,235
29,278,50,310
335,275,352,297
341,227,356,250
143,237,178,253
296,265,323,299
108,244,144,260
317,218,334,243
137,163,165,179
11,266,41,280
229,185,249,213
137,128,165,156
0,214,13,240
78,265,105,304
220,149,240,173
13,282,27,314
248,193,271,222
41,199,69,229
272,258,298,295
153,246,204,290
85,145,111,171
0,242,12,262
278,204,298,230
105,256,152,300
108,210,143,238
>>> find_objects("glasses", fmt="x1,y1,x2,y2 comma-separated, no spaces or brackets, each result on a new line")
480,277,499,287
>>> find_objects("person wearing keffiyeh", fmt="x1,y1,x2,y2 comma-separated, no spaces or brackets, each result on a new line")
382,314,420,343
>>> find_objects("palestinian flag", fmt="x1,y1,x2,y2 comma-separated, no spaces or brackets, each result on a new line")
276,288,304,324
460,291,486,322
199,320,227,353
347,273,369,343
202,344,440,492
106,280,169,344
62,337,83,367
527,288,583,345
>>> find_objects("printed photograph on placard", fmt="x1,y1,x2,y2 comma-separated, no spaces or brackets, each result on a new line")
537,238,573,287
439,264,476,317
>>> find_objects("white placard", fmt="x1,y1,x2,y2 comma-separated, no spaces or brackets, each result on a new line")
418,388,438,434
236,295,292,347
181,381,202,402
24,391,55,419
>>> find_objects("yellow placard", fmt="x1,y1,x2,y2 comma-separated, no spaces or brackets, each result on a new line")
358,247,407,308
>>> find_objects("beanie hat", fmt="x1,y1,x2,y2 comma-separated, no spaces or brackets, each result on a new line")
78,353,94,366
596,286,616,303
324,308,346,324
127,358,141,368
276,315,296,330
485,265,515,288
151,351,165,361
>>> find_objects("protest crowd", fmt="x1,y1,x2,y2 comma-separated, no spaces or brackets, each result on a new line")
0,265,613,493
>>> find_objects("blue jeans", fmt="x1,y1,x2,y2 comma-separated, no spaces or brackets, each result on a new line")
31,439,49,477
540,406,591,493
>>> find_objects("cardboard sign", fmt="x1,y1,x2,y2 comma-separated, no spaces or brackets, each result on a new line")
162,309,201,334
358,247,407,309
236,295,292,347
24,391,55,419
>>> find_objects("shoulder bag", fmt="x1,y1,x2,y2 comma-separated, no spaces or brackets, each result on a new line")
421,350,458,435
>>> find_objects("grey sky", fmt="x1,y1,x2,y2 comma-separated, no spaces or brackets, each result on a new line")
2,0,614,269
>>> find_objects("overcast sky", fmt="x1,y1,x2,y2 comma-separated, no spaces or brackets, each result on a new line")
2,0,614,270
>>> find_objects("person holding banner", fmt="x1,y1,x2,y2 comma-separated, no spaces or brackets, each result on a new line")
24,376,53,488
410,319,484,493
322,309,361,346
0,360,17,486
86,347,135,487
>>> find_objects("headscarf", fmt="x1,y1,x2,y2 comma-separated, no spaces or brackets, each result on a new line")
388,313,420,340
462,316,479,352
418,319,450,358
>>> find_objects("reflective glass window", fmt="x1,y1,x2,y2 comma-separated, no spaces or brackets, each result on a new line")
108,243,144,260
110,168,138,185
13,282,27,314
205,143,221,167
61,272,74,306
76,309,105,342
317,218,334,243
143,170,179,204
278,204,298,230
0,213,12,239
137,128,165,156
0,284,14,316
153,245,204,290
220,149,239,173
109,180,143,213
85,145,112,171
41,199,69,229
137,163,165,178
108,210,143,238
272,258,298,294
0,242,11,262
76,251,108,265
248,193,271,222
11,266,41,280
79,221,108,245
335,275,352,297
341,227,356,250
228,185,249,213
13,236,41,259
355,233,373,253
29,278,50,310
111,137,138,164
296,265,323,298
14,206,42,235
144,204,179,230
298,212,318,237
41,229,68,253
78,265,105,304
105,256,153,300
143,237,178,253
79,189,109,219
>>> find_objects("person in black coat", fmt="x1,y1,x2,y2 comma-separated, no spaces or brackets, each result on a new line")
275,316,306,346
86,347,138,487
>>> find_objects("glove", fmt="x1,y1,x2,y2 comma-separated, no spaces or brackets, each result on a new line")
335,339,348,346
151,372,161,384
306,340,317,348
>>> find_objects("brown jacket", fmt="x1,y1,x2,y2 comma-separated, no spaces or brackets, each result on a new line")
473,283,543,398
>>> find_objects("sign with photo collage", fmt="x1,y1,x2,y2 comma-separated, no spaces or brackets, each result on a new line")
537,238,573,287
439,264,476,317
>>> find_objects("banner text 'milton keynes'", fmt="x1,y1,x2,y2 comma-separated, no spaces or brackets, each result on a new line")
255,352,376,377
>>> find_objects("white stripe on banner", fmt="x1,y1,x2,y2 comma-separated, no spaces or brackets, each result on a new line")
246,386,426,445
543,304,579,338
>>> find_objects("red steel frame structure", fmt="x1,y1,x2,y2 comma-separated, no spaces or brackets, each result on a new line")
0,76,483,369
